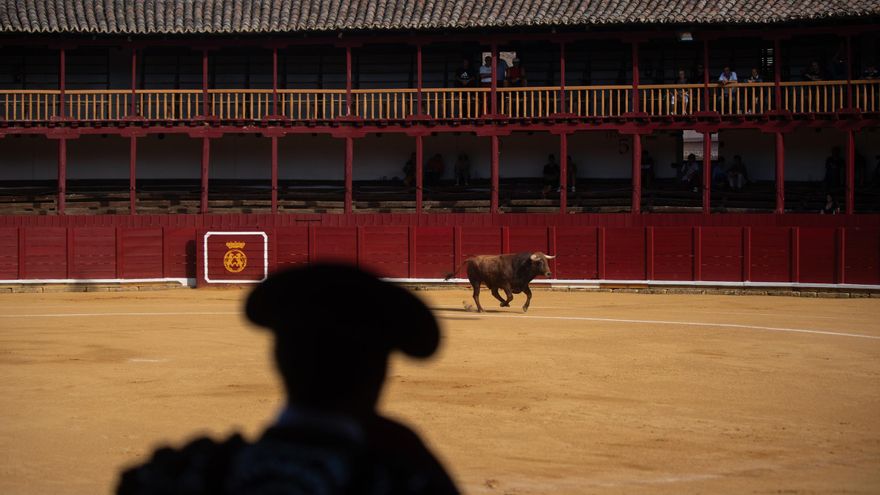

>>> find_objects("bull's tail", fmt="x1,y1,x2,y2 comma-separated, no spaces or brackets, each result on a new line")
444,259,470,281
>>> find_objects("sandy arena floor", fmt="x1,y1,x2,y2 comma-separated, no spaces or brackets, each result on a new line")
1,288,879,494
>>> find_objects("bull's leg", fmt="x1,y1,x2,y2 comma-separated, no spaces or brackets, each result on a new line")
490,287,508,307
502,287,514,307
471,281,485,312
522,286,533,313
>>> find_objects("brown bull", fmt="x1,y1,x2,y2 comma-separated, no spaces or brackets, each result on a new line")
445,252,555,313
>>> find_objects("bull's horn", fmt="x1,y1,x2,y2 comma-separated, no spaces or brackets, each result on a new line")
544,255,556,259
530,253,539,261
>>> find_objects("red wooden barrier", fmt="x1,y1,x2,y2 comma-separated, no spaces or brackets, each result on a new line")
0,215,878,286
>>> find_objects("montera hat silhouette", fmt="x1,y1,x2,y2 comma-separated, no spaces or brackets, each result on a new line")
245,263,440,359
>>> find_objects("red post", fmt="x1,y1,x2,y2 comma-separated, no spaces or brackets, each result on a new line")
490,135,499,213
272,47,279,116
632,133,642,214
702,40,710,112
345,46,353,116
129,136,137,215
202,50,209,118
415,134,423,213
774,38,782,111
845,35,853,110
59,48,66,119
559,42,566,113
344,136,353,213
846,129,855,214
559,133,568,214
775,132,785,213
130,48,137,117
58,138,66,214
271,136,278,213
490,44,498,115
416,44,423,116
702,131,711,214
200,137,210,214
631,41,640,113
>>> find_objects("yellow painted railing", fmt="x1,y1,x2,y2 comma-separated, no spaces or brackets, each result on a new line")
1,81,878,122
564,85,631,117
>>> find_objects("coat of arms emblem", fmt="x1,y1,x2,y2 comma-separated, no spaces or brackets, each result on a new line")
223,241,247,273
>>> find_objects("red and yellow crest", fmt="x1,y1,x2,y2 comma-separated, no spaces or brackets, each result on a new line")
223,241,247,273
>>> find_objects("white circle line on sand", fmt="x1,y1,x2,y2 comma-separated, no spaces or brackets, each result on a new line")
2,310,877,341
436,310,880,341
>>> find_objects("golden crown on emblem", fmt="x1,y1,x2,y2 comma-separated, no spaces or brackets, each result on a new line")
226,241,246,249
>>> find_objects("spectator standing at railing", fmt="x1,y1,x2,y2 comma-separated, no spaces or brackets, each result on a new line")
821,193,840,214
802,61,824,82
746,68,763,83
564,155,578,193
454,59,476,88
672,69,690,113
691,63,705,84
718,66,738,87
680,153,701,192
862,65,879,80
717,66,738,110
479,55,507,87
454,153,471,186
505,58,527,87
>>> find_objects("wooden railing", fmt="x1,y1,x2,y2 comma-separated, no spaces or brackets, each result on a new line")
1,81,878,122
278,90,346,120
640,84,702,115
781,81,848,114
564,86,631,117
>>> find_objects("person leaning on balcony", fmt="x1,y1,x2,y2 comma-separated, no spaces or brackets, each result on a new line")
744,67,763,112
454,58,476,88
802,61,824,82
672,69,690,113
862,64,879,80
505,58,527,87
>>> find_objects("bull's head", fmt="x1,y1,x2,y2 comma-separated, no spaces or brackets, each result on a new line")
529,252,555,278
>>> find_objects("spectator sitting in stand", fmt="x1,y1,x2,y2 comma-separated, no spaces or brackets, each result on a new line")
691,63,705,84
542,154,560,198
824,147,844,190
403,152,416,188
862,64,879,80
426,153,445,186
802,61,824,82
454,153,471,186
727,155,750,190
821,193,840,214
680,153,701,192
505,58,527,87
454,58,476,88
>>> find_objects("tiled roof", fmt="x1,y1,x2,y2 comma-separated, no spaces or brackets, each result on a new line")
1,0,877,34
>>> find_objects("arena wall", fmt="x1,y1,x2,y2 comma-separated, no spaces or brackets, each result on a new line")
1,214,877,286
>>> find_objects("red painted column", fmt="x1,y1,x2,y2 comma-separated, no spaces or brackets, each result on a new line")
272,47,279,116
59,48,66,119
345,46,353,117
490,44,498,115
559,42,566,113
202,50,209,118
271,136,278,213
631,41,640,113
559,133,568,214
845,35,853,110
130,48,137,116
775,132,785,213
774,39,782,111
846,129,855,214
416,44,423,116
632,133,642,214
129,136,137,215
490,135,499,213
702,40,710,112
200,137,210,214
415,134,423,213
344,136,353,213
702,131,711,214
58,138,66,214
